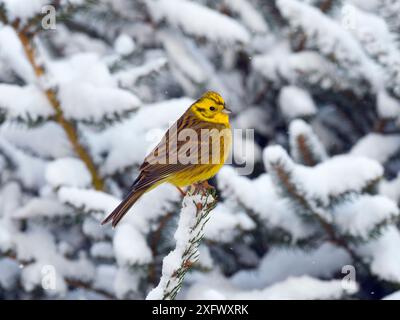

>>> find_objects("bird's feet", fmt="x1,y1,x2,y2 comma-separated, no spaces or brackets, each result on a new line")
190,181,215,195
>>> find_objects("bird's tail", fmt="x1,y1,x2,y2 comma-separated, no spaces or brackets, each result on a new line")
101,187,147,227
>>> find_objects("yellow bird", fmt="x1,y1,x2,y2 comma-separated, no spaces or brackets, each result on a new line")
102,91,232,227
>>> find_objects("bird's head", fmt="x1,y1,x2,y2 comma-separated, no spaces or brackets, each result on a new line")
190,91,231,124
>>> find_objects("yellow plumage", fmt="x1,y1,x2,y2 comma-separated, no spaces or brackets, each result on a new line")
102,91,232,227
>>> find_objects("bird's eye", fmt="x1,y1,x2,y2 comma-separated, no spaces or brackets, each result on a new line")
209,106,216,111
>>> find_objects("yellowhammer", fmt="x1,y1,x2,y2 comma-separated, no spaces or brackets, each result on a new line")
102,91,232,227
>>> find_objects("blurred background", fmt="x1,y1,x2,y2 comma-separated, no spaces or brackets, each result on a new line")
1,0,400,300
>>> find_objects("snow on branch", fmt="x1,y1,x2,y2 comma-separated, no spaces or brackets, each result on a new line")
57,187,119,216
289,119,328,166
1,0,49,23
253,50,355,92
187,275,357,300
49,53,141,125
342,4,400,98
0,84,54,125
204,203,255,243
115,57,168,88
278,86,317,120
217,166,313,242
0,26,36,83
45,157,92,189
147,0,250,44
277,0,383,92
332,194,399,241
265,145,383,207
232,275,358,299
0,137,46,189
13,198,71,220
359,226,400,284
224,0,269,35
113,224,153,267
350,133,400,164
146,189,217,300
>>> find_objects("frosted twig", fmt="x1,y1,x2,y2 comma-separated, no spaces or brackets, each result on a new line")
146,188,217,300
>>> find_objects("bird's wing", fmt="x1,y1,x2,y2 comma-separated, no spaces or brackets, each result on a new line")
134,111,226,189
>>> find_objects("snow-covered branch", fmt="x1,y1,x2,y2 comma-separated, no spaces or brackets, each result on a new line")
146,189,217,300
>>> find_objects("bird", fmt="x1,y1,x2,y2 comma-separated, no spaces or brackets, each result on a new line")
101,91,232,227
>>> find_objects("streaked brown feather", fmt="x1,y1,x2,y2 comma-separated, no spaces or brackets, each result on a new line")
102,106,230,227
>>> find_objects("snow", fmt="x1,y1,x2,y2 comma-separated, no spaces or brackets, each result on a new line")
350,133,400,163
359,226,400,283
48,25,109,56
277,0,384,91
0,122,73,159
90,242,114,259
58,187,120,215
265,145,384,206
159,31,208,86
377,90,400,119
0,84,54,122
0,258,20,290
197,245,213,270
341,4,400,96
48,53,141,123
233,107,271,136
14,198,70,219
348,0,380,11
231,242,351,290
46,158,91,188
113,223,152,266
231,135,262,169
217,166,314,241
0,181,21,218
147,193,215,300
379,173,400,203
1,0,49,22
204,204,255,243
0,221,12,252
0,137,47,189
231,276,357,300
278,86,317,119
114,34,136,56
0,26,36,83
186,275,357,300
332,195,399,239
225,0,269,34
383,290,400,300
289,119,328,164
114,267,141,299
148,0,250,44
14,227,95,295
115,57,167,87
93,264,117,295
58,84,141,123
82,217,112,240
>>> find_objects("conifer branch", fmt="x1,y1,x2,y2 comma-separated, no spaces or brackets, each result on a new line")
269,155,362,264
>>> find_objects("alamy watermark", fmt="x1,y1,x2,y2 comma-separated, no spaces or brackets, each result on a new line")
41,264,57,291
41,5,56,30
145,125,255,176
341,264,357,293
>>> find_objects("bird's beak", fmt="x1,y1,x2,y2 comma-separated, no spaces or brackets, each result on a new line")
222,106,232,114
